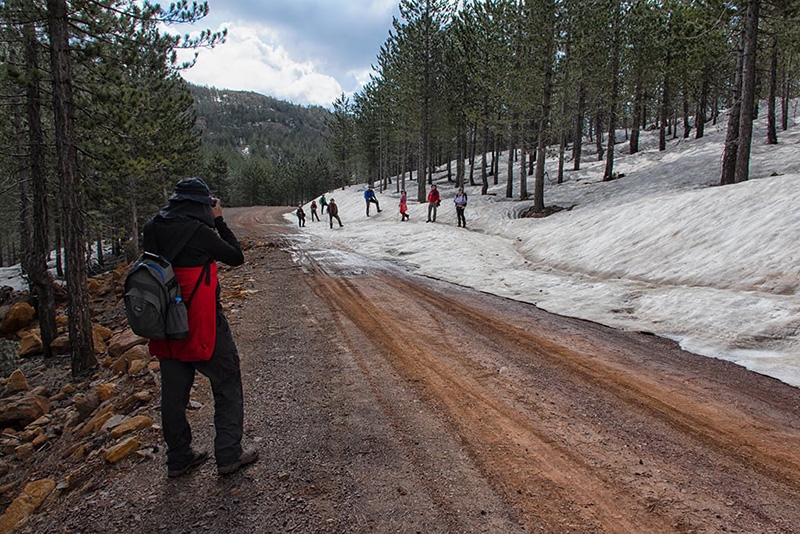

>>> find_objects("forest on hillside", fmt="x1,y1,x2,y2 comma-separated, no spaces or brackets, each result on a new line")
190,84,337,210
328,0,799,212
191,85,330,159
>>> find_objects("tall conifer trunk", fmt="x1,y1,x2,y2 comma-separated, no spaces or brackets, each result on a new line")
659,52,670,152
766,34,778,145
572,85,585,171
23,23,57,359
721,25,745,185
733,0,760,184
696,76,708,139
506,125,514,199
47,0,95,376
603,5,622,182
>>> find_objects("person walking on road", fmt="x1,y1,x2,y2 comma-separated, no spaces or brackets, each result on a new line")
310,200,320,222
454,187,468,228
296,204,306,227
319,194,328,214
143,177,259,478
328,198,343,228
364,185,382,216
426,184,440,223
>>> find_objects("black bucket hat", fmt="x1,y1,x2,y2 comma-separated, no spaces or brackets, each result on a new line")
169,177,214,205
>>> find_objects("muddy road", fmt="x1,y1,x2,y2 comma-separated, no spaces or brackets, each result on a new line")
224,205,800,533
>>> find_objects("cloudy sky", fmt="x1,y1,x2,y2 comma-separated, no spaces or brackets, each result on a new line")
171,0,400,108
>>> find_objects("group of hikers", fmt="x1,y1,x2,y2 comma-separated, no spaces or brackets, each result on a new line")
295,184,468,229
295,194,341,228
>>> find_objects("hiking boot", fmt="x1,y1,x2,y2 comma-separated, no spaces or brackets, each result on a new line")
218,447,259,476
168,450,209,478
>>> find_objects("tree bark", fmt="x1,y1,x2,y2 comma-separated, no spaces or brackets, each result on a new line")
603,9,621,182
469,123,477,186
682,84,691,139
630,77,642,154
47,0,96,376
417,133,426,202
572,84,585,171
534,9,555,210
766,34,778,145
733,0,760,184
781,63,790,131
696,76,708,139
594,113,604,161
519,133,528,200
492,134,501,185
506,125,514,199
23,23,57,360
456,125,466,189
659,52,670,152
481,123,489,194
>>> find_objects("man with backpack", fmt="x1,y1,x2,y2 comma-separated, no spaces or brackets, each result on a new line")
142,177,258,477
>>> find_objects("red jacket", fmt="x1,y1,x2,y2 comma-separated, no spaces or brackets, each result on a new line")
149,262,218,362
427,189,440,204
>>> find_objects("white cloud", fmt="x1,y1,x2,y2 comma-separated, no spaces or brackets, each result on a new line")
178,22,344,107
349,67,376,91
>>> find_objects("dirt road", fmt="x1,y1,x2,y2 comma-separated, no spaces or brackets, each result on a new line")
29,205,800,533
226,206,800,533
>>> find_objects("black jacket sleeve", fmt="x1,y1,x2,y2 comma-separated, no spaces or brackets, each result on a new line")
171,217,244,267
210,217,245,266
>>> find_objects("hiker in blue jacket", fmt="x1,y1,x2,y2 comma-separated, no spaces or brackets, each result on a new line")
364,185,382,216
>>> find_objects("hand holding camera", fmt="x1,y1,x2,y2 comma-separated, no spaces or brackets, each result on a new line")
211,197,223,218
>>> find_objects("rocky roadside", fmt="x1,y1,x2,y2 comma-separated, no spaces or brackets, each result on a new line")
0,249,259,533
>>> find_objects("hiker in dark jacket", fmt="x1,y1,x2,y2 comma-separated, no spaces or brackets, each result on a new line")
328,198,343,228
143,177,258,478
296,204,306,227
454,187,468,227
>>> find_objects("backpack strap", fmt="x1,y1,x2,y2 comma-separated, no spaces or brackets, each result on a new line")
184,262,212,308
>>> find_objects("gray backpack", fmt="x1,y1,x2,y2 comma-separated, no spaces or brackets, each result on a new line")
124,252,189,340
124,223,203,340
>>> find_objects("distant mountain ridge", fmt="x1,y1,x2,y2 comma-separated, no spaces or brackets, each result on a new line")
189,84,332,161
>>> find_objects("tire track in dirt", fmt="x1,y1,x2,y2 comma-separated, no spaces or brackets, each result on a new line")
311,274,670,532
393,276,800,488
310,269,800,532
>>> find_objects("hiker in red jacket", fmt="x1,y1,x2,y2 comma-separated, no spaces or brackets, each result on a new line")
143,177,258,477
399,190,409,221
426,184,440,222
